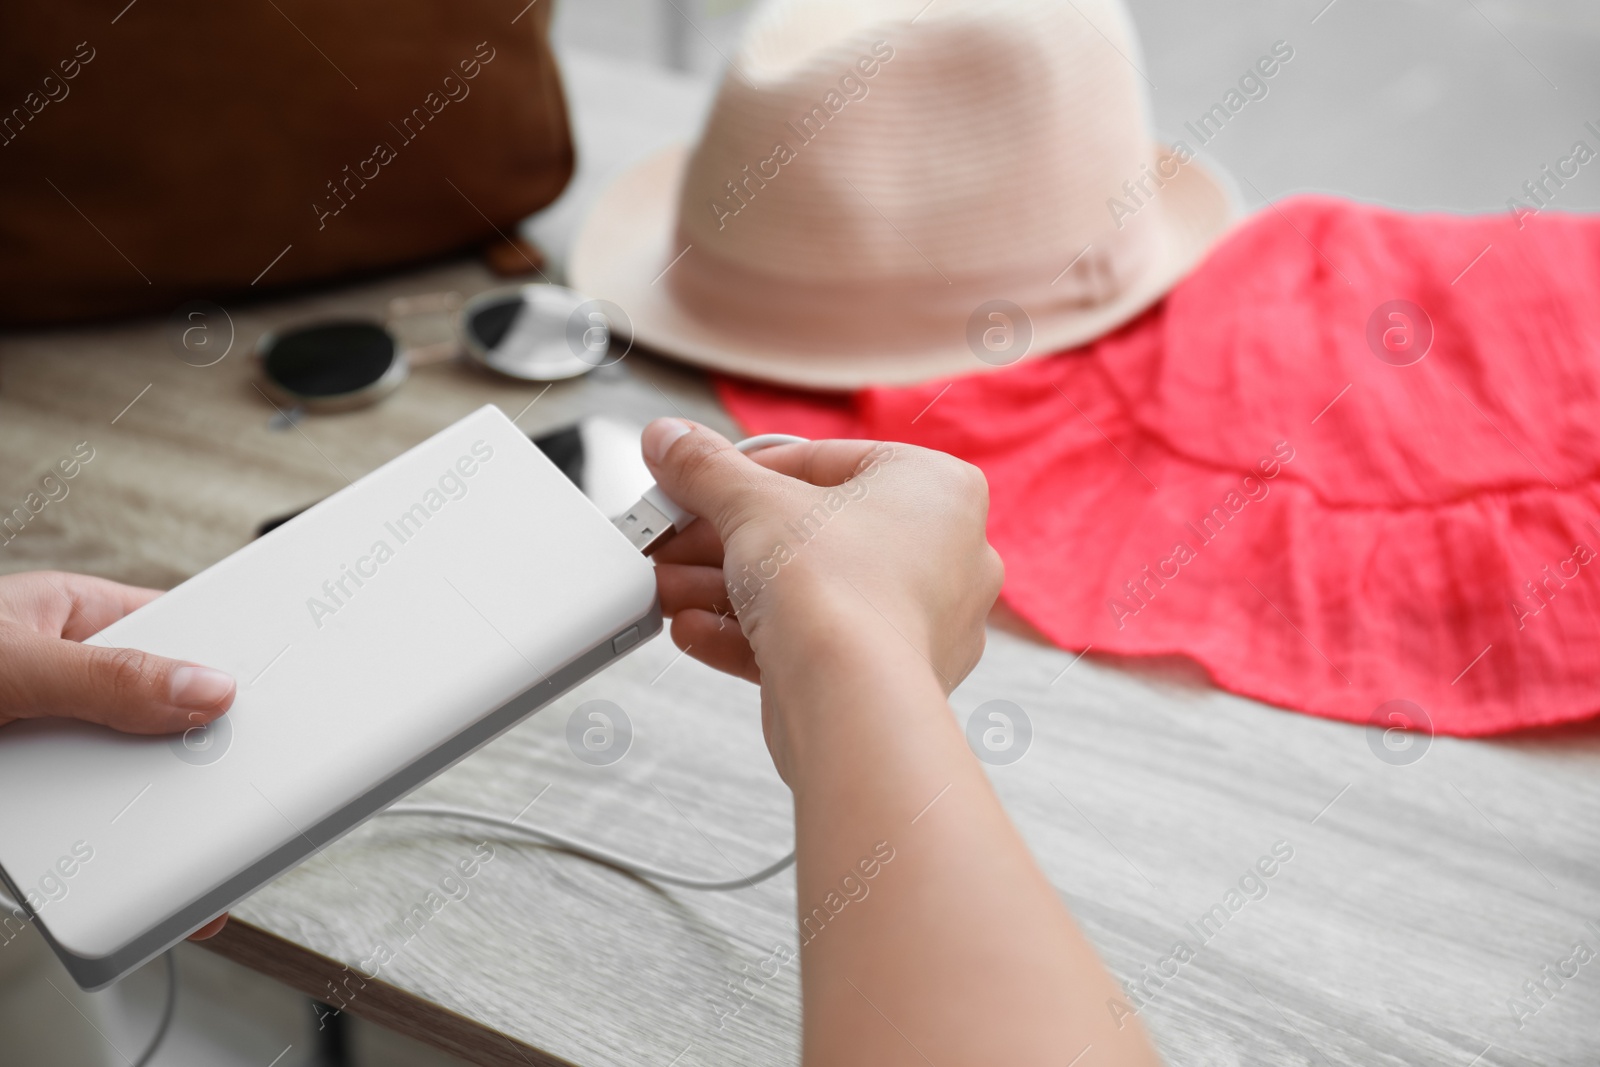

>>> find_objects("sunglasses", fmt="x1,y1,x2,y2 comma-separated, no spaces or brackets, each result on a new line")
253,284,629,413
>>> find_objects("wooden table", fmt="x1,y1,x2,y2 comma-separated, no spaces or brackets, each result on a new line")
3,42,1598,1067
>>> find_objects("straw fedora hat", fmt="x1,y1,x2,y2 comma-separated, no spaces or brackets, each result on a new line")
570,0,1236,389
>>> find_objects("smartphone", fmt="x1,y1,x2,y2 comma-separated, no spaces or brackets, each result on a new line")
256,416,651,538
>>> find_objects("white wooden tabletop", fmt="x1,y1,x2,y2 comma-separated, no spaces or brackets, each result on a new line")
2,26,1597,1067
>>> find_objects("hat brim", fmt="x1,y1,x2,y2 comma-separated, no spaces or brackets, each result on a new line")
570,143,1238,390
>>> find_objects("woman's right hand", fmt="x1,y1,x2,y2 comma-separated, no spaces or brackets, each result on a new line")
643,419,1002,772
644,420,1159,1067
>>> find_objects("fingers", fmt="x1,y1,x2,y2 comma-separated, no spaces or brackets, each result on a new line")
188,914,228,941
57,577,164,642
4,571,165,642
650,518,725,568
744,438,899,488
655,563,733,618
0,626,235,734
640,419,788,536
670,610,760,685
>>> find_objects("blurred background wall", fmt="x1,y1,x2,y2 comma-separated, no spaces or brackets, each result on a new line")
555,0,1600,214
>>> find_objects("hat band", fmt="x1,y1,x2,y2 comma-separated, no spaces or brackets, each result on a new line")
664,217,1163,354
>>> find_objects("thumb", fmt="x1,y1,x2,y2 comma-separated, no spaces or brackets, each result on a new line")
641,418,784,535
0,628,236,734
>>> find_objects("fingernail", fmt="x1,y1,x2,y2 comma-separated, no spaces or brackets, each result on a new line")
170,666,236,712
642,418,692,465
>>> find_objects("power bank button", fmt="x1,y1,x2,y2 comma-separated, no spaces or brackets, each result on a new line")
612,626,642,654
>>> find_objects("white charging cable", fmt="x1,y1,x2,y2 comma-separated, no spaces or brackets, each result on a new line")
377,803,795,891
613,432,811,554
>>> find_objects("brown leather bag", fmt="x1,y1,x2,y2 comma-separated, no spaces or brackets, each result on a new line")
0,2,573,326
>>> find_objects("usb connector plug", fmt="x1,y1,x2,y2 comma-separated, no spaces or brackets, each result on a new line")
611,432,811,556
613,495,682,555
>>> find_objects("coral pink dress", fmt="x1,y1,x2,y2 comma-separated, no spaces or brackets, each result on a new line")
718,197,1600,736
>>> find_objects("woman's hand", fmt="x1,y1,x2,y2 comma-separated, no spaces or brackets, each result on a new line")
643,418,1003,779
646,419,1002,683
0,570,235,940
0,571,235,732
642,421,1160,1067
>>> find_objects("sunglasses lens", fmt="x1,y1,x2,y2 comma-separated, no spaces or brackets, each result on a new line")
464,286,608,381
465,295,524,353
262,322,396,398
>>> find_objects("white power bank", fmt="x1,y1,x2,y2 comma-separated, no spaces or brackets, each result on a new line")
0,405,661,989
